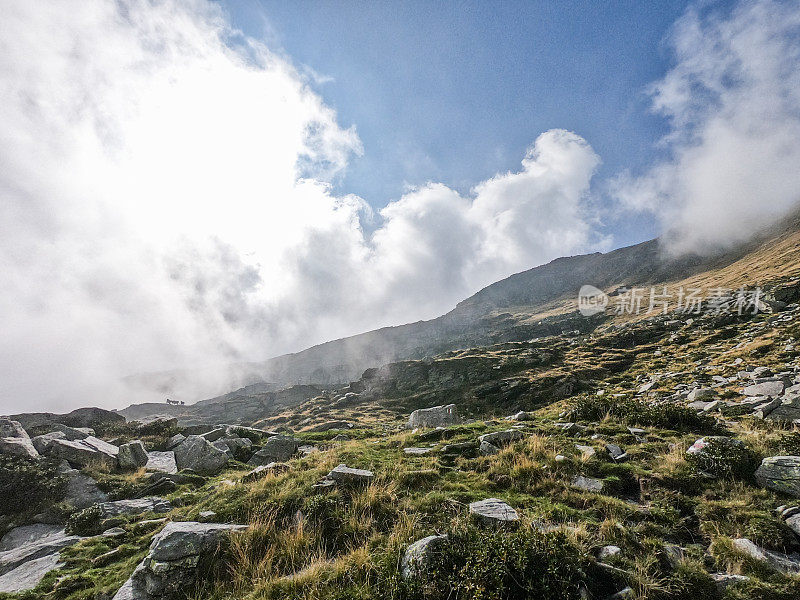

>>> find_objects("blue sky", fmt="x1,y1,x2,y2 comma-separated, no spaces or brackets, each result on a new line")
219,0,732,247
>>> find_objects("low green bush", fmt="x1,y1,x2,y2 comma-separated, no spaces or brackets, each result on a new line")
0,455,66,516
568,396,716,432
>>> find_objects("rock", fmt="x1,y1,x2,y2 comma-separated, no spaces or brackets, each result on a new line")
785,513,800,537
198,511,216,521
307,421,353,432
710,573,750,592
173,436,228,475
327,464,374,486
732,538,800,574
554,454,567,462
469,498,519,526
627,427,646,436
765,397,800,422
165,434,186,450
606,443,628,462
403,447,432,455
331,434,350,441
118,440,149,469
0,436,39,459
0,419,28,439
607,588,635,600
575,444,596,458
49,423,91,440
0,525,62,552
242,462,290,482
298,444,318,457
59,464,108,509
47,437,118,469
554,422,585,435
199,427,227,442
506,411,534,421
407,404,459,428
31,431,67,454
440,441,478,456
401,535,448,579
755,456,800,497
218,437,252,454
102,527,126,538
743,381,786,397
0,553,62,593
479,440,500,455
59,407,125,430
247,435,298,465
478,429,524,447
96,497,172,518
598,545,621,560
146,451,178,474
687,388,714,402
571,475,604,492
113,521,246,600
0,528,80,578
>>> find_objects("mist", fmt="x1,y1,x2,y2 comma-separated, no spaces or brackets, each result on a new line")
0,1,603,413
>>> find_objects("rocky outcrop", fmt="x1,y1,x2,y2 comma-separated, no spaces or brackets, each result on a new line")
755,456,800,497
112,521,246,600
0,526,80,593
172,436,228,475
478,429,524,447
146,451,177,474
96,497,172,518
59,463,109,510
0,436,39,459
0,419,28,439
47,436,119,469
118,441,149,469
407,404,459,429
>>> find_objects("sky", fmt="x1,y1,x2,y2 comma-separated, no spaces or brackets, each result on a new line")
1,0,800,412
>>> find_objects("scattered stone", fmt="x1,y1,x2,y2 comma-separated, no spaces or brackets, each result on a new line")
242,462,289,482
571,475,604,492
173,436,228,475
605,443,628,462
506,411,534,421
407,404,459,428
440,441,478,456
165,434,185,450
554,454,567,462
146,451,178,474
307,421,353,432
478,429,524,447
298,444,319,457
0,436,39,459
326,464,374,486
403,447,432,455
102,527,126,538
331,434,350,441
686,388,714,402
401,535,448,579
732,538,800,574
47,437,118,469
469,498,519,526
479,441,500,455
627,427,646,436
112,521,246,600
755,456,800,497
598,545,621,560
554,422,585,435
247,435,298,465
575,444,596,459
710,573,750,593
198,511,216,521
742,381,786,397
118,440,149,469
31,431,66,454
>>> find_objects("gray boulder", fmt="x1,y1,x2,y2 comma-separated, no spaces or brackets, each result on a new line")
743,381,786,397
59,463,108,509
687,388,714,402
407,404,459,429
327,464,374,486
113,521,246,600
173,436,228,475
146,451,178,474
0,528,80,578
0,553,61,593
31,431,67,454
571,475,604,492
479,440,500,455
199,428,227,442
118,440,149,469
765,397,800,422
403,447,432,455
732,538,800,574
96,497,172,518
46,436,118,469
401,535,448,579
166,433,186,450
49,423,91,440
469,498,519,526
0,436,39,459
755,456,800,497
247,435,297,465
478,429,524,447
0,419,28,439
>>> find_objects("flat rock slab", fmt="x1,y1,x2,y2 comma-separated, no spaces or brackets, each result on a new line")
0,525,62,552
755,455,800,498
146,451,177,474
733,538,800,574
571,475,604,492
242,463,289,482
0,529,80,577
408,404,459,429
469,498,519,526
59,465,108,509
327,464,374,485
97,497,172,517
0,552,62,593
47,436,118,469
743,381,785,397
403,447,432,455
148,521,248,562
478,429,524,447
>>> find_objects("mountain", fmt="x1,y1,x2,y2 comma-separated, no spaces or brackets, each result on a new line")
119,213,800,422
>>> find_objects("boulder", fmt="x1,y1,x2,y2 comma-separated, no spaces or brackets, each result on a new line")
146,451,178,474
0,528,80,578
165,434,186,450
326,464,374,486
401,535,448,579
478,429,524,447
49,423,91,440
606,443,628,462
506,411,534,421
118,440,149,469
0,525,63,552
96,497,172,518
31,431,67,454
575,444,596,458
742,381,786,397
59,463,108,509
0,419,28,439
112,521,246,600
173,436,228,475
199,428,227,442
479,440,500,455
686,388,714,402
765,397,800,422
732,538,800,574
307,420,353,432
247,435,298,465
755,456,800,497
47,436,118,469
0,436,39,459
60,407,125,430
468,498,519,526
710,574,750,593
407,404,459,429
0,553,62,593
571,475,604,492
440,441,478,456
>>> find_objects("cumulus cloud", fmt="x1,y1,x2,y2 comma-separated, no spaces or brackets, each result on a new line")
613,0,800,254
0,0,602,412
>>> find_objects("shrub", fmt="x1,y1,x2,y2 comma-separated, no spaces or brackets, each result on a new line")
406,524,590,600
685,438,756,480
0,455,66,516
568,396,716,432
65,505,103,536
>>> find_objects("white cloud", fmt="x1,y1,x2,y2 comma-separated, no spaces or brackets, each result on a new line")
613,0,800,254
0,0,602,412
